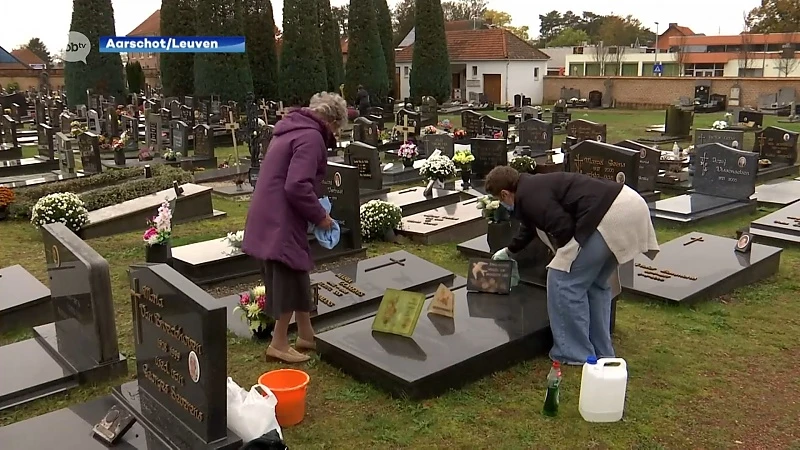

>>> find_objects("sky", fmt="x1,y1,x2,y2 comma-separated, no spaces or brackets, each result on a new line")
1,0,759,54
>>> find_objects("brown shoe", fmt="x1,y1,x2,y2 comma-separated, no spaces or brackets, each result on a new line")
295,337,316,351
266,345,310,363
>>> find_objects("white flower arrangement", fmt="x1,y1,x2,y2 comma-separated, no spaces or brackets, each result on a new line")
569,97,578,103
359,199,402,241
476,195,510,223
225,230,245,249
419,155,457,181
712,120,728,130
142,200,173,246
30,192,90,232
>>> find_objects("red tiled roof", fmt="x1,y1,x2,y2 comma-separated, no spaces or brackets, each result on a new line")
128,10,161,36
396,28,549,63
445,20,490,31
673,25,695,36
11,48,44,66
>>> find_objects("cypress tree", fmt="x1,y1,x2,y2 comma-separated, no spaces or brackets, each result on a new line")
125,61,145,93
160,0,195,97
280,0,327,105
344,0,388,105
243,0,280,100
409,0,451,103
318,0,344,93
194,0,254,102
375,0,395,101
65,0,126,106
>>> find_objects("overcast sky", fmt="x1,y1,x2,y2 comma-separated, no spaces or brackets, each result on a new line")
2,0,758,54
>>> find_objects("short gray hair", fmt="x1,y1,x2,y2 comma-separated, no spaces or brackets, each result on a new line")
309,92,348,129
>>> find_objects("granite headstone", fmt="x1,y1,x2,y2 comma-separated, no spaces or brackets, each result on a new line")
753,126,798,165
344,142,382,191
693,143,758,200
568,141,639,189
471,138,508,179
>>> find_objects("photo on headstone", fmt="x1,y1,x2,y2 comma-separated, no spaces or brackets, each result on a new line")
466,259,513,295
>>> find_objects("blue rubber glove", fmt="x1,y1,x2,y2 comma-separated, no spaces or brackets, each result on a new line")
491,247,520,287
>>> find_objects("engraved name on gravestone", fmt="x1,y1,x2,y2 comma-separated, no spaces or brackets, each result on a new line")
323,162,362,248
79,131,102,175
566,119,607,143
551,111,572,126
193,124,215,160
170,120,188,155
517,119,554,154
693,143,757,200
37,123,55,160
421,133,455,159
614,140,660,193
146,113,162,154
471,137,508,179
344,142,382,191
352,117,381,147
87,109,101,134
754,126,798,165
127,264,234,447
56,132,76,174
481,115,509,139
695,128,744,149
569,141,639,189
461,110,483,138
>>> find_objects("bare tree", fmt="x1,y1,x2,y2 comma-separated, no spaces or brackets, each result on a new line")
608,45,626,76
592,41,612,75
777,40,800,77
738,13,758,77
673,35,689,76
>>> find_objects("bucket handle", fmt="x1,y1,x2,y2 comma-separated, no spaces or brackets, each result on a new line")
600,358,627,371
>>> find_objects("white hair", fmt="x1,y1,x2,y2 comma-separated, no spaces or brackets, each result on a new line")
308,92,348,129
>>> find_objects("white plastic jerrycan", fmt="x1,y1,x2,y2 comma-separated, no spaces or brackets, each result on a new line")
578,356,628,422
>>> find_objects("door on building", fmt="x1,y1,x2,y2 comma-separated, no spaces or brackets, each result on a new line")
395,67,401,99
483,74,502,105
452,72,461,99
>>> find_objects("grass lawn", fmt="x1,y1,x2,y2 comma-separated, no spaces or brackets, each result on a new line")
3,109,800,448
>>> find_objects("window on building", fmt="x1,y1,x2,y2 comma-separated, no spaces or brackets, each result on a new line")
534,67,539,80
706,45,726,53
471,66,478,77
573,46,584,55
404,66,409,77
683,63,725,77
767,43,784,52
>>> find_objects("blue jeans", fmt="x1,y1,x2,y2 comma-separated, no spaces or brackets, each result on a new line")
546,230,617,364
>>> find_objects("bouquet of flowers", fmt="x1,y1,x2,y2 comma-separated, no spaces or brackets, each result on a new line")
438,119,453,130
234,286,272,332
510,155,537,174
723,112,733,124
453,129,466,139
142,200,172,246
70,120,86,138
98,135,112,152
359,199,402,241
398,141,418,160
163,148,182,161
419,154,457,182
379,129,391,141
712,120,728,130
476,195,511,223
452,149,475,168
114,132,127,150
493,130,505,139
30,192,90,232
225,230,245,249
423,125,438,135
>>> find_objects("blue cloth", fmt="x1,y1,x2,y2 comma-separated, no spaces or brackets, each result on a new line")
309,197,340,249
546,230,616,365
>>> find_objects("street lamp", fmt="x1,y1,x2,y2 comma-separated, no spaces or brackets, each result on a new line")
654,22,660,64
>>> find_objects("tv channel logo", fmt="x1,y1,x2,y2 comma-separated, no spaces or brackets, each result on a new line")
65,31,91,64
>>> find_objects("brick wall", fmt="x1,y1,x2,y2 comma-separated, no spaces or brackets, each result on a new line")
543,76,800,109
0,68,161,94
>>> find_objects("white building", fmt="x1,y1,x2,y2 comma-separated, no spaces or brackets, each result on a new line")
395,21,550,105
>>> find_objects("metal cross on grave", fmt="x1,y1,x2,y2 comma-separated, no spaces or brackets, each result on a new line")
393,115,415,143
757,133,768,149
224,110,241,166
363,257,407,272
698,152,709,175
682,236,705,246
259,99,269,124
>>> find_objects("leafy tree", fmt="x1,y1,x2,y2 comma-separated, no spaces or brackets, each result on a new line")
65,0,126,105
747,0,800,33
160,0,195,97
546,28,590,47
392,0,415,45
194,0,254,102
243,0,280,100
345,0,388,104
375,0,395,100
483,9,530,40
319,0,344,93
537,10,654,47
331,5,349,36
280,0,327,105
409,0,450,103
441,0,486,21
23,38,52,66
125,61,145,93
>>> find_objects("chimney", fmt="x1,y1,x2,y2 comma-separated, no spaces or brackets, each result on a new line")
668,23,677,28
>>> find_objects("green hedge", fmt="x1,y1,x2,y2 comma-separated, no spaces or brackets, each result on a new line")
80,171,193,212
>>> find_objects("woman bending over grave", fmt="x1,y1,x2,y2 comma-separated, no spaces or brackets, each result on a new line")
242,92,346,363
486,167,660,366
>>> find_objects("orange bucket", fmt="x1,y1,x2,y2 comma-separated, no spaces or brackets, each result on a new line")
258,369,310,427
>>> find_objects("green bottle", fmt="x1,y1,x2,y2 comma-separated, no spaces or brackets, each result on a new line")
543,361,561,417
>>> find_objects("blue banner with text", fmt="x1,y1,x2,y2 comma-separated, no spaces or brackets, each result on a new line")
99,36,245,53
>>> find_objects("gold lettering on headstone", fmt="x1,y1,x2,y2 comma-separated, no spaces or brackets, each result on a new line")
137,303,204,356
142,364,203,421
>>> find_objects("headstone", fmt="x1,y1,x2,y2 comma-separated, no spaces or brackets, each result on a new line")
79,131,102,175
420,134,454,159
352,117,380,147
394,108,420,139
180,105,195,128
470,138,508,179
34,101,45,124
517,119,554,155
614,140,660,193
169,99,181,119
323,162,362,249
2,115,20,151
170,120,189,155
568,141,639,189
56,132,76,174
753,126,798,165
59,111,77,135
145,113,162,154
664,105,693,137
344,142,382,191
105,107,119,138
695,129,745,149
693,143,758,200
566,119,607,143
37,123,55,160
461,110,483,138
87,109,101,134
481,115,509,140
738,110,764,128
193,124,215,161
521,106,541,121
551,111,571,126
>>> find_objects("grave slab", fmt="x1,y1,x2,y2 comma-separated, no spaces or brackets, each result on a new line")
750,180,800,206
211,182,391,202
749,201,800,247
649,193,757,225
377,186,462,216
620,232,782,305
382,164,424,186
82,183,226,239
398,198,487,244
316,284,552,399
0,265,52,333
218,251,466,335
0,157,59,178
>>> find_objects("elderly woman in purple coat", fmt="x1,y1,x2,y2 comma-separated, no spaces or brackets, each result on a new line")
242,92,347,363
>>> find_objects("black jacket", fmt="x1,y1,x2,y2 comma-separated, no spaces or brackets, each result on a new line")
356,89,370,108
508,172,622,253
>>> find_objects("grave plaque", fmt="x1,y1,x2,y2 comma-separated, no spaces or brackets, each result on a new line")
56,132,76,174
517,119,554,154
352,117,381,147
481,116,509,140
37,123,55,160
693,143,758,200
344,142,382,191
371,289,426,337
551,111,571,126
614,140,660,193
738,109,763,128
566,119,607,143
461,110,483,138
753,126,798,165
193,124,215,160
695,128,744,149
471,138,508,179
421,134,455,159
170,120,189,155
467,259,513,294
79,131,102,175
324,162,362,248
87,109,101,134
568,141,639,189
146,113,162,153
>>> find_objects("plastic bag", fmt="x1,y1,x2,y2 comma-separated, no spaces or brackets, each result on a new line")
227,377,283,442
491,248,520,287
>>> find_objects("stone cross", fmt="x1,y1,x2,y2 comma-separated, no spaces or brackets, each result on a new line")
276,103,289,121
683,236,705,246
393,115,414,143
224,110,241,166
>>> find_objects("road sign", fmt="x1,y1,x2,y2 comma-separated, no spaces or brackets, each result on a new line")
653,62,663,75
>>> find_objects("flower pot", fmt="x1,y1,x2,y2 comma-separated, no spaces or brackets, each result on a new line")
252,322,275,340
113,148,126,166
460,168,471,188
145,242,172,264
487,221,513,254
402,158,414,168
383,228,397,243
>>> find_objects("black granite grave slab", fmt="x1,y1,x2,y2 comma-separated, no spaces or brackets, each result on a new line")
566,119,607,143
517,119,554,156
382,162,424,186
693,143,758,200
0,157,59,178
749,201,800,247
344,141,382,191
421,133,455,158
0,264,51,333
567,141,639,189
316,284,552,399
470,138,508,179
649,193,757,225
620,232,782,305
614,140,662,202
695,128,745,149
750,180,800,207
377,186,461,216
398,198,487,244
0,172,84,188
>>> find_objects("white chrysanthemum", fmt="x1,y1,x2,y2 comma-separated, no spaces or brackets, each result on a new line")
359,200,401,240
31,192,89,232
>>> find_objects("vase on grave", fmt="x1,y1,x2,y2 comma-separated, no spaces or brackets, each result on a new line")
383,228,398,243
403,158,414,168
145,242,172,264
0,206,7,221
113,147,126,166
460,168,472,188
487,221,513,254
252,322,275,340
